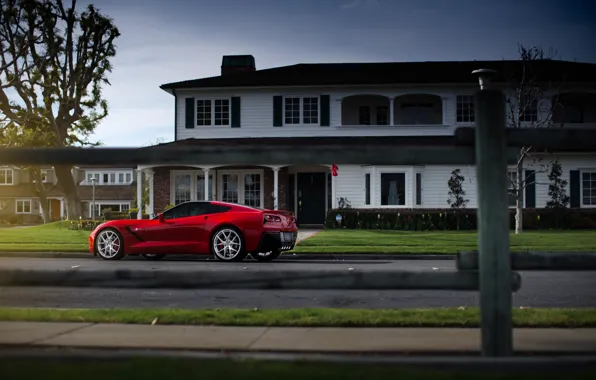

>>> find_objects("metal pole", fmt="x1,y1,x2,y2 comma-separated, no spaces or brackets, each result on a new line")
472,69,513,357
91,178,96,221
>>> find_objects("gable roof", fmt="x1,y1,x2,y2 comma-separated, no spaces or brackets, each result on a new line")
160,59,596,91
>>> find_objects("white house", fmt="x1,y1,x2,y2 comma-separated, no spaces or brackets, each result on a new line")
135,55,596,226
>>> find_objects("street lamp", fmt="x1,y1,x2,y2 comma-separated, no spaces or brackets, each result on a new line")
91,177,97,220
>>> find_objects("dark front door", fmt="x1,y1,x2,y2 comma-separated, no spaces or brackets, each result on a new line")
297,172,326,225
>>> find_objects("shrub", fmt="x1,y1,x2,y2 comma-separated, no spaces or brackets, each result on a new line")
67,219,103,231
325,208,596,231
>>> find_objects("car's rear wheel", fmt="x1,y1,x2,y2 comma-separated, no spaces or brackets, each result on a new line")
95,228,125,260
251,250,282,262
211,227,248,262
142,253,165,260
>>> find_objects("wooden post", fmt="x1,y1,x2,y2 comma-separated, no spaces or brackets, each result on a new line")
472,69,513,356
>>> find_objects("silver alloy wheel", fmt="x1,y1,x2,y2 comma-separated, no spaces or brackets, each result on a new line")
213,228,242,260
96,229,122,259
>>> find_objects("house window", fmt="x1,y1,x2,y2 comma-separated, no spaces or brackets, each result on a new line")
40,170,49,183
284,97,319,125
507,171,518,207
358,106,371,125
380,172,406,206
196,100,212,126
376,106,389,125
284,97,301,124
456,95,475,123
365,173,370,205
302,97,319,124
196,173,214,201
416,173,423,205
126,173,132,183
219,171,263,208
16,200,32,214
0,168,14,185
244,174,261,207
582,172,596,206
91,203,130,217
520,96,538,122
173,174,192,205
214,99,230,125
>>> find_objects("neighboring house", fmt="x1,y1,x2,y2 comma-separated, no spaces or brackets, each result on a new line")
0,165,135,223
133,55,596,226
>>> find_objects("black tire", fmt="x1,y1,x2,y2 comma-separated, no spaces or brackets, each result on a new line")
210,226,248,262
94,227,125,260
251,250,282,262
142,253,166,260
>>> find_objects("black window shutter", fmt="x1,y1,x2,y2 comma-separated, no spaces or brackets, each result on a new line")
320,95,330,126
231,97,241,128
524,170,535,208
185,97,195,129
570,170,580,208
365,173,370,205
273,96,283,127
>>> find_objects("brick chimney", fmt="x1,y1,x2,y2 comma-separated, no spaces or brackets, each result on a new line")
221,55,256,75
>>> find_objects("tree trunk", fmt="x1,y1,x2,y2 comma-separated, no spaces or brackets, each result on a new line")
37,189,50,224
515,159,524,234
54,165,82,220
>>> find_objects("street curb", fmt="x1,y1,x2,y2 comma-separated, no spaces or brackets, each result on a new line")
0,252,456,261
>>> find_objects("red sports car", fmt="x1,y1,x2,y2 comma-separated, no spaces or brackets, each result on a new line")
89,201,298,262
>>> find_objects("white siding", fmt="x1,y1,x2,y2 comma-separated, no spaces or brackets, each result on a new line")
331,154,596,209
174,86,469,140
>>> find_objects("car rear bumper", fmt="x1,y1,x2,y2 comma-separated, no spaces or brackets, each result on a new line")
257,231,297,252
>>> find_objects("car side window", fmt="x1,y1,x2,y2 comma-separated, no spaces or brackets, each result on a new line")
162,203,190,220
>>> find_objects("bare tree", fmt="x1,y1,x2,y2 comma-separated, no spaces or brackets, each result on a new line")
0,0,120,219
503,44,564,234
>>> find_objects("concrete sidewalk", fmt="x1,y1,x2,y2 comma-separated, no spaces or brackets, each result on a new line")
1,321,595,354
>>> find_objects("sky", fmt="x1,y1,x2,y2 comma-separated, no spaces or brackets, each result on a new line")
71,0,596,146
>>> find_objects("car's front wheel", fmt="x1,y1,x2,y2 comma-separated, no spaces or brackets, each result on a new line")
95,228,125,260
251,250,281,262
211,227,248,262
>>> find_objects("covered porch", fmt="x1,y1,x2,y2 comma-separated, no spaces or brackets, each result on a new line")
136,164,336,226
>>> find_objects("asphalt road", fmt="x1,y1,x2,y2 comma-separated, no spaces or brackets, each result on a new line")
0,257,594,309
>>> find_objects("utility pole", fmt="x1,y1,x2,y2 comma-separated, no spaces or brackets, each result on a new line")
472,68,513,356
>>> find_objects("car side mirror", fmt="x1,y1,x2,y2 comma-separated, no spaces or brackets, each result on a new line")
158,213,164,223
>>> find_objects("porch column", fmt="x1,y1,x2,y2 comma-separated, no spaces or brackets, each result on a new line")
337,97,342,125
331,167,337,208
442,96,448,125
371,166,377,207
59,199,65,219
144,169,154,217
272,166,280,209
389,97,395,125
136,169,142,219
203,168,210,200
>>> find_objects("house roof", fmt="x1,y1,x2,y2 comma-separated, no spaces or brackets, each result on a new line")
160,59,596,91
77,185,134,201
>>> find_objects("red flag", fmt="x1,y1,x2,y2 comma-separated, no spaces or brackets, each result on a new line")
331,164,338,177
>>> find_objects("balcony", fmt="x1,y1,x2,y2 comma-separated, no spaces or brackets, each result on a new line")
340,94,446,127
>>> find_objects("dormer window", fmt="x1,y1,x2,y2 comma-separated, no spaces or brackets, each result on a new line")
0,167,13,185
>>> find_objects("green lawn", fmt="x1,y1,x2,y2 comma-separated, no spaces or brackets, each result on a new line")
2,357,592,380
1,307,595,327
1,222,596,254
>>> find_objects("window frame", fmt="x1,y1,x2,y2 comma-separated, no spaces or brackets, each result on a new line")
456,95,475,124
581,170,596,208
89,202,131,217
378,169,408,208
217,169,265,208
0,167,14,186
84,170,135,185
169,170,218,206
195,97,231,127
283,96,320,126
15,199,32,214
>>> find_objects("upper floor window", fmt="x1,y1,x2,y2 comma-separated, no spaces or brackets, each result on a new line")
196,99,230,126
552,92,596,124
0,168,14,185
284,96,319,125
85,171,133,185
519,96,538,122
456,95,475,123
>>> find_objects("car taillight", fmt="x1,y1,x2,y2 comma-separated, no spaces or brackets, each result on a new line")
264,214,282,223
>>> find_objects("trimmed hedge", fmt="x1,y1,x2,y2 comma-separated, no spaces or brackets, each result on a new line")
325,208,596,230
